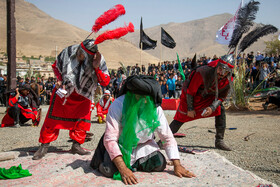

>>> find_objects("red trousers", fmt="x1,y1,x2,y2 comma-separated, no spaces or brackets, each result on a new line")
39,123,86,144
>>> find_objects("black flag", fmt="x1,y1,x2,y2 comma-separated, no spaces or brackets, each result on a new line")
139,17,157,50
161,27,176,49
191,53,197,69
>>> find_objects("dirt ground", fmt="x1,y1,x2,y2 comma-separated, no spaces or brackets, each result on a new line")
0,99,279,185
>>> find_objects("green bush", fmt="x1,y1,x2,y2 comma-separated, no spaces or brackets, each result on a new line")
45,56,56,62
264,37,280,55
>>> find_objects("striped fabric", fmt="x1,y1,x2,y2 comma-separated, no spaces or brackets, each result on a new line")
56,44,109,100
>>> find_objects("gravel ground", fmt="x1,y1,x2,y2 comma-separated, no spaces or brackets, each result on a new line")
0,104,279,185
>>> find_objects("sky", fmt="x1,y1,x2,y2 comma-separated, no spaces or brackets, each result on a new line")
25,0,280,32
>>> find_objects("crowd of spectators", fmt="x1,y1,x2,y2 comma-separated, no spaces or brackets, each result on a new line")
0,75,56,106
107,51,280,99
0,51,279,107
236,51,280,91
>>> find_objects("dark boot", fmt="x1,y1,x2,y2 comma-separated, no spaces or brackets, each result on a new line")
215,128,232,151
262,103,268,110
9,105,21,128
86,132,94,138
32,143,50,160
71,140,90,155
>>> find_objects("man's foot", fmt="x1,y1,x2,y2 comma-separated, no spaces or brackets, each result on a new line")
12,124,21,128
85,138,92,142
32,143,50,160
215,140,232,151
98,116,103,124
262,103,268,110
71,140,91,155
98,163,115,178
215,128,232,151
86,132,94,138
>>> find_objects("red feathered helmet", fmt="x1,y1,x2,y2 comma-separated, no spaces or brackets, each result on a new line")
80,39,98,55
209,54,235,76
220,54,235,72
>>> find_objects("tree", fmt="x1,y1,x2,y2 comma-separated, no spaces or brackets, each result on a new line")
44,56,56,62
264,36,280,55
22,55,29,61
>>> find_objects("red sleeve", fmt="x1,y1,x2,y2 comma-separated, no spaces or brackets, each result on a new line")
8,95,18,107
95,68,110,87
52,60,62,81
186,72,204,96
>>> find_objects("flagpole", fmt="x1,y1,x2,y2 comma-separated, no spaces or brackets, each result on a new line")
160,42,162,63
160,27,162,63
140,42,143,68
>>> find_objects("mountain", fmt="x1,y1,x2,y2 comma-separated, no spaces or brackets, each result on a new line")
1,0,278,67
124,14,279,60
0,0,159,68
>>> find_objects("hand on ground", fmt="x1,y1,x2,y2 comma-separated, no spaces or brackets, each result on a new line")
120,167,138,185
174,164,196,178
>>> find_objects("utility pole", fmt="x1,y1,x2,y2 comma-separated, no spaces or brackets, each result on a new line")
7,0,17,90
55,45,58,60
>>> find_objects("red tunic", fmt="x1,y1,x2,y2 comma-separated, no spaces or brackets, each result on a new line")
174,71,229,123
1,95,38,127
40,88,92,131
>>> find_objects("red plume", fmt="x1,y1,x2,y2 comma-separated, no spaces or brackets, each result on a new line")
94,22,134,44
92,4,126,33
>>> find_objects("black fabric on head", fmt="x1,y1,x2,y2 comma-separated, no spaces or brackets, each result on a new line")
19,84,31,91
117,75,163,106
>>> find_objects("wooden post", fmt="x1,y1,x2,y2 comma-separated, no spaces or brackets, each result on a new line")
7,0,17,91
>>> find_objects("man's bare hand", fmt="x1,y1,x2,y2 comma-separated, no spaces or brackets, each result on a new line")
172,160,195,178
93,51,101,69
55,81,65,90
202,107,213,117
15,88,20,100
187,110,196,118
174,165,196,178
119,167,138,185
55,81,62,89
113,156,138,185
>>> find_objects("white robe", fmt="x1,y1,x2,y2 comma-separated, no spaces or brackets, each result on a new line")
104,95,180,166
